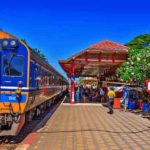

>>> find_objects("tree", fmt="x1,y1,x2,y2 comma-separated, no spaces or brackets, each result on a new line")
125,34,150,49
116,48,150,84
31,48,49,63
21,39,49,63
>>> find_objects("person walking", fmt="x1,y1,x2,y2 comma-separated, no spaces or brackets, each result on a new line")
107,87,116,114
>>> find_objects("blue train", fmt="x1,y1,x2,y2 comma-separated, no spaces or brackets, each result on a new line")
0,30,68,136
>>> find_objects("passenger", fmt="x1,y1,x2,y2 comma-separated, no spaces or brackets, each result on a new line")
89,86,94,94
107,87,116,114
65,87,70,103
75,86,80,103
83,86,90,102
79,85,84,100
99,87,104,102
89,89,99,102
123,88,129,112
102,87,108,103
89,87,104,103
84,86,90,97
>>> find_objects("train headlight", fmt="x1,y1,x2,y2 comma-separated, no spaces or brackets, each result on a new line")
2,39,18,49
3,40,9,47
10,40,17,46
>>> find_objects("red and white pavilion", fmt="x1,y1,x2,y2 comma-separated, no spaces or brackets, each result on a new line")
59,40,129,104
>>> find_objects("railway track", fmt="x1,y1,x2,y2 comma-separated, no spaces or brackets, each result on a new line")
0,96,65,150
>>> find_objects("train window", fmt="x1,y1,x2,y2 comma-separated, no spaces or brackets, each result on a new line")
2,55,24,77
49,74,53,85
49,74,52,85
34,66,38,72
46,74,49,85
52,75,55,85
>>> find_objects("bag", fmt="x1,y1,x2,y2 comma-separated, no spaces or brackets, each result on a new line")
120,98,124,104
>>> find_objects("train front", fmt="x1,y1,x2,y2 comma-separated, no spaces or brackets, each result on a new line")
0,31,29,136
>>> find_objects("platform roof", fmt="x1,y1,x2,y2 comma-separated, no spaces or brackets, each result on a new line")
59,40,129,78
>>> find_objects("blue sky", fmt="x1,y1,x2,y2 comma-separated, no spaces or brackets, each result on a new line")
0,0,150,78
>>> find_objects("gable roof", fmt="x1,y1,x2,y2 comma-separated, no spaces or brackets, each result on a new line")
59,40,129,78
88,40,128,51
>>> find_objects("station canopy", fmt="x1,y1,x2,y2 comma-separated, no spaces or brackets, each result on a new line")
59,40,129,78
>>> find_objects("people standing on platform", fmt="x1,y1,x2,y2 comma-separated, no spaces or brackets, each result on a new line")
84,86,90,97
83,86,90,102
88,88,99,102
102,87,108,103
123,88,129,112
79,85,84,100
75,86,80,103
99,87,104,102
107,87,116,114
88,86,104,103
65,87,70,103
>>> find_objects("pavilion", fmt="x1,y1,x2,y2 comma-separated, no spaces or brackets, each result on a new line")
59,40,129,103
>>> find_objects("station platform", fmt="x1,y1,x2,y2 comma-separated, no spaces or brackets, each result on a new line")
21,103,150,150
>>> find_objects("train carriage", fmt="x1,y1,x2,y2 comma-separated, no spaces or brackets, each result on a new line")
0,30,68,136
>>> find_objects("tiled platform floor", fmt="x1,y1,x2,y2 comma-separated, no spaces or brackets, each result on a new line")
28,104,150,150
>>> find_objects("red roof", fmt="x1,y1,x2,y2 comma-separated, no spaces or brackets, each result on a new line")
88,40,128,51
59,40,128,78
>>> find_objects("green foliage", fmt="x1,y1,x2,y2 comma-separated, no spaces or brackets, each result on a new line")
21,39,27,45
116,48,150,83
21,39,49,63
31,48,49,63
77,77,84,85
125,34,150,49
117,34,150,84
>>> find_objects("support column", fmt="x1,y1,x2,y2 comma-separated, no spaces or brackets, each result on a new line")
70,63,75,104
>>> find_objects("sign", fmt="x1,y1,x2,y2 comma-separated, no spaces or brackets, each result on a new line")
146,79,150,94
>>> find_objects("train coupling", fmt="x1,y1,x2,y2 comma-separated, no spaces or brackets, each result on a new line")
15,81,23,98
15,88,21,99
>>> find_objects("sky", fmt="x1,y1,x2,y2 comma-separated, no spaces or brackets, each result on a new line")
0,0,150,78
